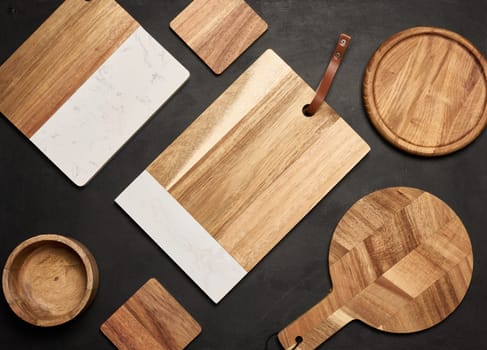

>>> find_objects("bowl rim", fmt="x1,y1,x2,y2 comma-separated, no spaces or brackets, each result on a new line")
2,234,98,327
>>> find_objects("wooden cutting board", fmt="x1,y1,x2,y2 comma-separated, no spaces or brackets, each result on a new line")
363,27,487,156
278,187,473,350
170,0,268,74
0,0,189,186
116,49,370,303
101,279,201,350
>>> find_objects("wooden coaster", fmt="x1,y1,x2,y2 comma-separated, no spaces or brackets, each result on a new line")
170,0,268,74
0,0,189,186
279,187,473,349
363,27,487,156
101,279,201,350
116,50,369,303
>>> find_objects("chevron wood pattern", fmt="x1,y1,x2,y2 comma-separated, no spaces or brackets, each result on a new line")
278,187,473,350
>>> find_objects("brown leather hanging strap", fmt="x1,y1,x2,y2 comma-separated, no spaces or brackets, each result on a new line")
304,33,351,116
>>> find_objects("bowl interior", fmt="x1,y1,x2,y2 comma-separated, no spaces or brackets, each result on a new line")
4,240,89,325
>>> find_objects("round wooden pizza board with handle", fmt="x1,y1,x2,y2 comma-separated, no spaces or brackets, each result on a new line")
363,27,487,156
278,187,473,350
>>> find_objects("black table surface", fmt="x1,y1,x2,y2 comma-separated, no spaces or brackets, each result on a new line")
0,1,485,349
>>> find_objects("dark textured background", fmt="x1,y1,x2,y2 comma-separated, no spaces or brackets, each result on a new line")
0,1,486,349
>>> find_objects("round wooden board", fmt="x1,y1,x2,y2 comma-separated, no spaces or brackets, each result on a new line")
363,27,487,156
279,187,473,350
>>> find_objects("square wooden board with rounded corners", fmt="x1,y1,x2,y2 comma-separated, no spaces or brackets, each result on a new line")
170,0,268,74
101,278,201,350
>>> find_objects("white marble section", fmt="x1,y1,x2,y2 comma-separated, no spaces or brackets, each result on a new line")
31,27,190,186
115,170,247,303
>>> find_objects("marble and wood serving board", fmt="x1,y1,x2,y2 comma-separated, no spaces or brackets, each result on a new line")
101,279,201,350
116,49,370,303
0,0,189,186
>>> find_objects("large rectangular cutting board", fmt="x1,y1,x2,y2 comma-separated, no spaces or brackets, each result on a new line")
0,0,189,186
116,49,370,303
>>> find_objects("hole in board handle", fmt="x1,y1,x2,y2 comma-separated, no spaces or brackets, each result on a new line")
291,336,303,349
302,104,314,117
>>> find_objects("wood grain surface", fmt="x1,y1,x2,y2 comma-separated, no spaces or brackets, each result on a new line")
170,0,268,74
101,279,201,350
147,49,370,272
278,187,473,350
363,27,487,156
2,234,98,327
0,0,138,137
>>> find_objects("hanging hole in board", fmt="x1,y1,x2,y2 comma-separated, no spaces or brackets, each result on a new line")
291,336,303,349
302,104,313,117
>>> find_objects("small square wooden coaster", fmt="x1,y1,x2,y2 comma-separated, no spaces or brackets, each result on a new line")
101,279,201,350
170,0,268,74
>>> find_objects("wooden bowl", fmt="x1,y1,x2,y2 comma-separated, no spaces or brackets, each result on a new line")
2,234,99,327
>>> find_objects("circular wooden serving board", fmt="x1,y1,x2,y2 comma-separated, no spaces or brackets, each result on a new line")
2,234,99,327
363,27,487,156
279,187,473,350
